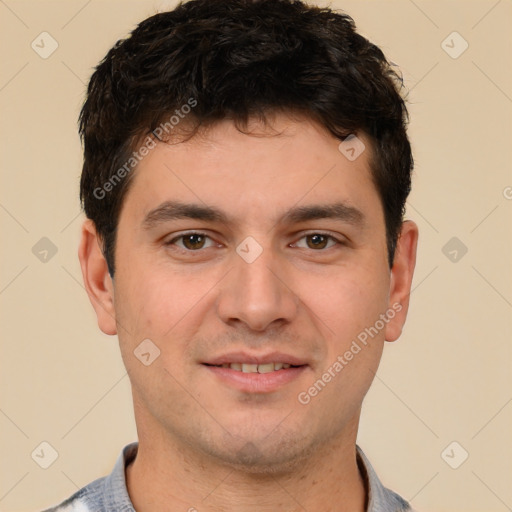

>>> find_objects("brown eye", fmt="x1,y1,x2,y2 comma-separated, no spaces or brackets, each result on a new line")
292,233,339,251
166,232,215,251
181,233,207,250
306,234,329,249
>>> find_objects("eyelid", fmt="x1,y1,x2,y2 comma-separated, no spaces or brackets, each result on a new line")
297,229,345,240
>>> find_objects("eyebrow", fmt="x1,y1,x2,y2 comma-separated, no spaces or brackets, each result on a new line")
142,200,365,230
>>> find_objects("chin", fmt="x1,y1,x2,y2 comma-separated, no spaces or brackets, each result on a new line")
199,427,320,476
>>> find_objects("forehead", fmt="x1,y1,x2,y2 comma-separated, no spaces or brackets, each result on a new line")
121,115,383,229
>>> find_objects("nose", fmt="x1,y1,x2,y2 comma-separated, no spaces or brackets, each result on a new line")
216,247,299,333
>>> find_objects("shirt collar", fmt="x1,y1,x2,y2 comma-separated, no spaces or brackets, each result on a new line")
356,445,412,512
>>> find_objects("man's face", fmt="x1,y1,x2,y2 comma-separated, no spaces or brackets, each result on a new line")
83,114,416,472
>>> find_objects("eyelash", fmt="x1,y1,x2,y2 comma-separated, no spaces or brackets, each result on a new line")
165,231,344,253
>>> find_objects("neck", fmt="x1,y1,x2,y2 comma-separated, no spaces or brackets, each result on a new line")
126,422,367,512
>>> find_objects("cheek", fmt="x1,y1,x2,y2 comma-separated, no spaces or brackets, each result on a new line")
296,266,387,418
298,262,390,345
113,258,220,355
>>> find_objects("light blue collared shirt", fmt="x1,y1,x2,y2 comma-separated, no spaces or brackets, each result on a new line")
42,442,414,512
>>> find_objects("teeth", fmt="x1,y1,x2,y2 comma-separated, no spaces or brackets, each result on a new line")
218,362,295,373
257,363,275,373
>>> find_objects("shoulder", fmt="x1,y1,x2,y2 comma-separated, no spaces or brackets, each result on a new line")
40,442,138,512
40,476,107,511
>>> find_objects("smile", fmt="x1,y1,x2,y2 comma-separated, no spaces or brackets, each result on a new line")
203,361,308,394
207,362,295,373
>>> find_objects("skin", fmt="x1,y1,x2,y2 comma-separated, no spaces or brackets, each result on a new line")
79,113,418,512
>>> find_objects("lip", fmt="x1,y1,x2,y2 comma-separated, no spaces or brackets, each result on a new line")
203,364,308,393
202,351,309,394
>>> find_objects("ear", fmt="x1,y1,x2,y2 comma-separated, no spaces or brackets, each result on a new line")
385,220,419,342
78,219,117,335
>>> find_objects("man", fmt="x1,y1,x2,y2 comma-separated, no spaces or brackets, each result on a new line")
45,0,418,510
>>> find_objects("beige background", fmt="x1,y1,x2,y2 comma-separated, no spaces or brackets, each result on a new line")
1,1,511,511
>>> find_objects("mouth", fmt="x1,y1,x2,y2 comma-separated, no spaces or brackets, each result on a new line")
204,362,299,373
202,352,309,393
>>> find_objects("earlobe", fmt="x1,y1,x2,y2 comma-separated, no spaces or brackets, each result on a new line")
385,220,419,342
78,219,117,335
